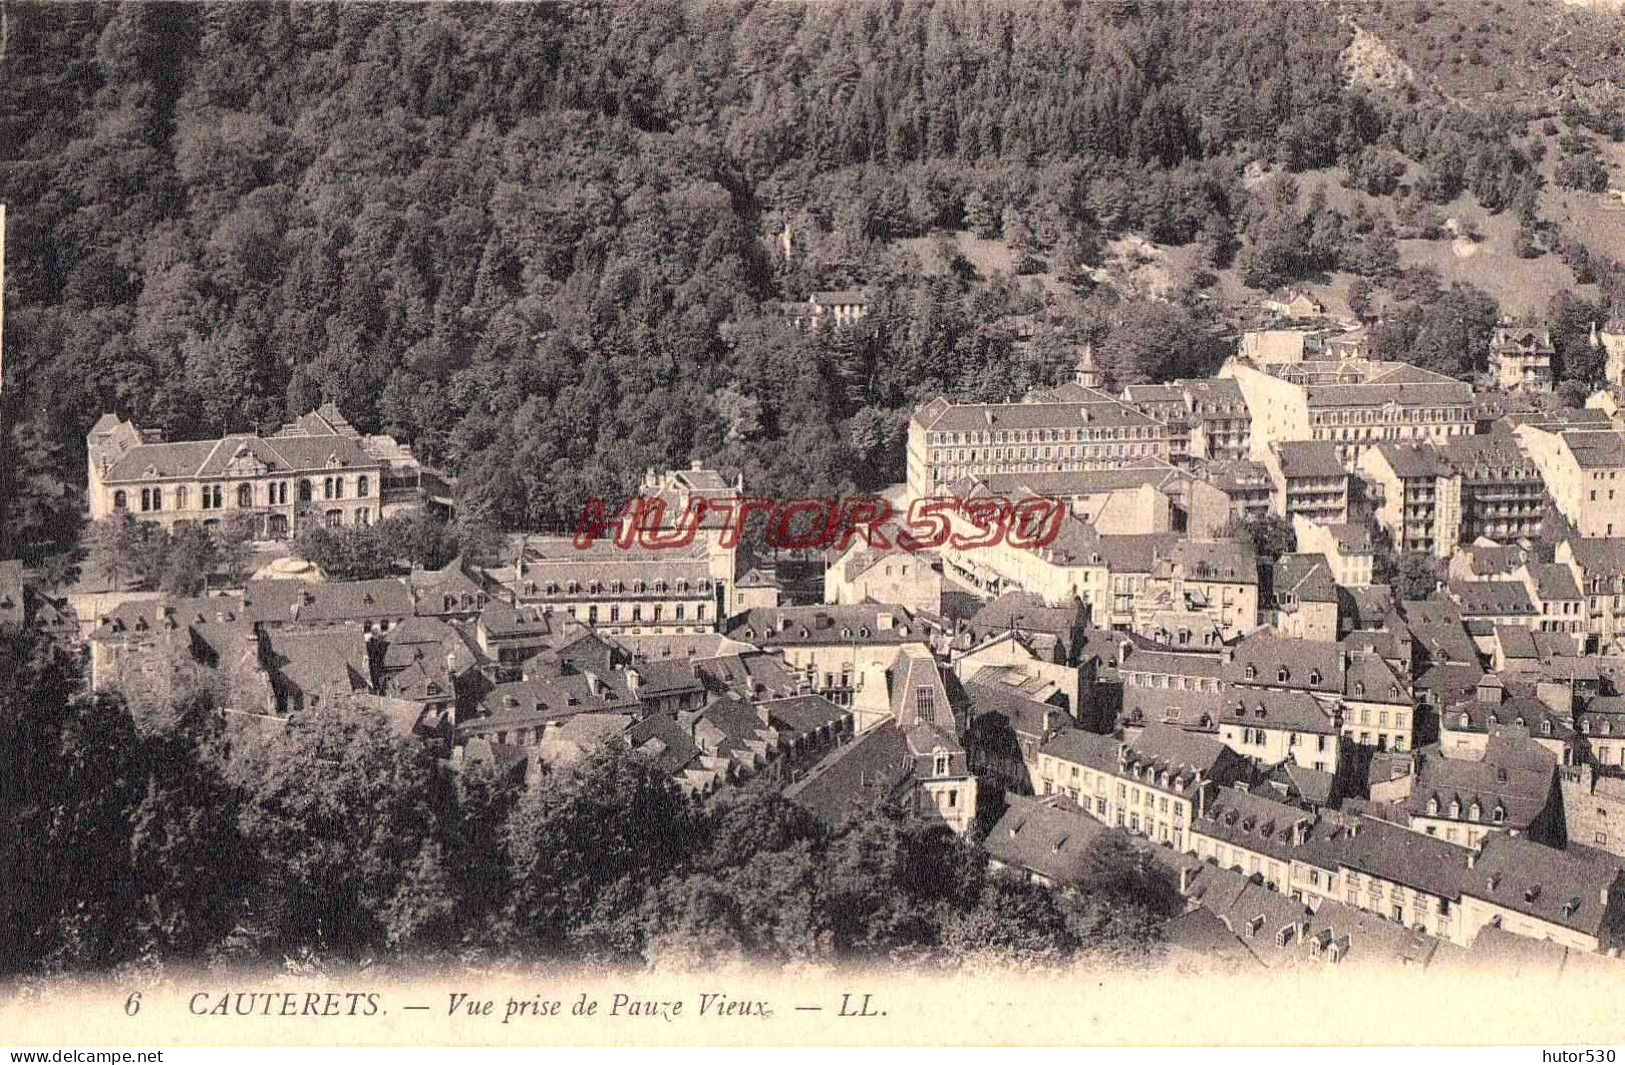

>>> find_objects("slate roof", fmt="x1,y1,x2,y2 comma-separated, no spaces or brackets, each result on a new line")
1405,741,1557,831
1448,580,1536,617
1220,688,1338,734
1373,442,1453,480
693,651,804,701
1274,553,1338,604
783,721,916,826
724,605,923,646
1167,539,1259,585
1275,441,1347,480
1564,430,1625,469
1464,834,1623,941
1225,632,1344,695
985,795,1110,887
1529,563,1582,602
629,713,703,777
1338,815,1473,900
1344,651,1412,703
263,628,371,702
243,578,415,626
102,430,377,484
966,673,1070,742
1193,786,1319,867
912,396,1161,433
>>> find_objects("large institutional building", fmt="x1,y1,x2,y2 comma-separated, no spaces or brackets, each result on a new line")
86,403,434,537
907,388,1173,499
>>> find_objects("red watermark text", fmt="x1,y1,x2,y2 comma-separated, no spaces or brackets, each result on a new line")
572,495,1066,553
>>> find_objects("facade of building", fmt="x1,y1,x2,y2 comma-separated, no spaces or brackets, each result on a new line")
1442,435,1545,544
1270,553,1340,642
1266,441,1350,526
1516,427,1625,538
1357,442,1462,559
1201,461,1274,522
85,404,428,537
1294,521,1375,588
1224,359,1475,471
1491,324,1555,393
907,392,1172,499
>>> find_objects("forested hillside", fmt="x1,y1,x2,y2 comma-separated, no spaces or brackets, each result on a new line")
0,1,1620,560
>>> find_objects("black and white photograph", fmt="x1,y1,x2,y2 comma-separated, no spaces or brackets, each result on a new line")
3,0,1625,1050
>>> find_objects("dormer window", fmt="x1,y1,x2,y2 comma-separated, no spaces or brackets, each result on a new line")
1606,721,1613,736
1515,717,1525,728
1542,720,1552,736
1277,667,1289,683
1309,670,1321,685
1428,797,1439,815
1355,682,1366,696
1493,805,1505,823
1245,665,1257,681
1469,802,1481,822
1449,800,1461,818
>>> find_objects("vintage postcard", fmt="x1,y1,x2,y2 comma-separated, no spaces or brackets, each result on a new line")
3,0,1625,1050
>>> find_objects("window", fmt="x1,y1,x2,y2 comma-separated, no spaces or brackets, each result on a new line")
176,486,189,508
237,483,253,508
113,490,127,510
916,686,936,722
357,476,369,497
324,477,334,499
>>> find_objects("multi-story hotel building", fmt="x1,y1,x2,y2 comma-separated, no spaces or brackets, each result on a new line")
1491,323,1555,393
1515,426,1625,538
1224,357,1474,470
907,391,1171,499
1120,378,1254,467
1356,442,1462,559
86,403,431,536
1441,434,1545,543
1264,441,1350,526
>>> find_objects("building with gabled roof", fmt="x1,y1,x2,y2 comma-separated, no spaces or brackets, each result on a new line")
1516,426,1625,539
984,794,1111,890
1491,323,1555,393
1357,441,1462,559
1215,688,1341,775
1458,834,1625,953
1265,440,1350,526
1398,735,1562,849
1270,553,1339,641
906,390,1173,499
85,403,424,538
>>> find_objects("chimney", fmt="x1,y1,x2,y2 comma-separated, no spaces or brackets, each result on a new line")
1604,885,1612,906
1042,708,1056,739
626,668,641,692
1292,819,1309,847
876,612,894,630
691,460,703,472
758,703,771,727
585,671,601,696
1179,864,1194,894
1348,820,1361,838
1467,850,1477,869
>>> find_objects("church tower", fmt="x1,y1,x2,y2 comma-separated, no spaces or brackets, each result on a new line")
1074,342,1101,389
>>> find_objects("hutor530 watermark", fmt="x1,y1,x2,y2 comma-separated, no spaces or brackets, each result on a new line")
572,495,1066,553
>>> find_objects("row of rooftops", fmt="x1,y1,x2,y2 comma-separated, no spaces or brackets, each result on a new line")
88,403,426,484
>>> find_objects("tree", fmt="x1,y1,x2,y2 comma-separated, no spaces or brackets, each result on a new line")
1347,278,1373,321
88,514,139,591
1218,513,1295,568
213,513,261,587
228,697,455,954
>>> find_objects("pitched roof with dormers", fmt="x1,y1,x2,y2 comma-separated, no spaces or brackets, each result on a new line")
724,605,922,647
243,578,415,626
1447,580,1537,617
1192,785,1320,867
1344,651,1412,704
1338,814,1472,901
1225,632,1344,695
1219,688,1339,735
1405,739,1556,832
1463,834,1623,942
985,794,1110,887
694,651,804,701
911,395,1161,433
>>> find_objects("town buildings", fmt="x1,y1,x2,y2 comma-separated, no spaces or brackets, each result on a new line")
1264,441,1349,525
906,391,1172,499
1442,434,1546,544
